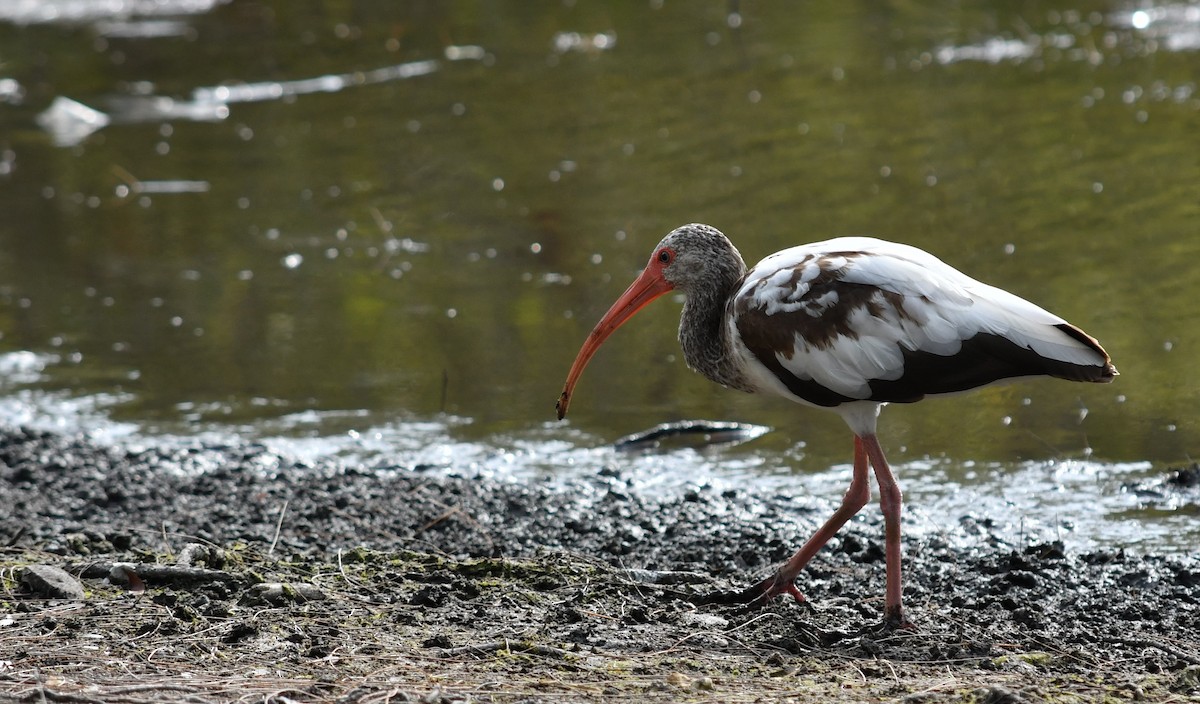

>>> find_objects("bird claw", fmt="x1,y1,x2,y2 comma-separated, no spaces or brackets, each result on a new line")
702,572,808,609
856,606,915,636
880,605,915,632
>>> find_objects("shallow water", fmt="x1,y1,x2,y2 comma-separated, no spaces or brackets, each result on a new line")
0,2,1197,552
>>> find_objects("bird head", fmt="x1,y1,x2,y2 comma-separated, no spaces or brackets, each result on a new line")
555,223,742,420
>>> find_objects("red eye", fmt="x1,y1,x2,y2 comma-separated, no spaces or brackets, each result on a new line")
657,249,673,265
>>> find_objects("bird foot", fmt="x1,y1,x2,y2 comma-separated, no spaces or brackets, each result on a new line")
860,606,915,635
702,571,808,609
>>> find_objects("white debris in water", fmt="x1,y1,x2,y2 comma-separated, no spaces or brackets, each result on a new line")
36,97,109,147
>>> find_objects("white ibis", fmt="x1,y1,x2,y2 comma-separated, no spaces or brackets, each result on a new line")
556,223,1117,628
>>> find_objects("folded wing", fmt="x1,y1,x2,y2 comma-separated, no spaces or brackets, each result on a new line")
730,237,1116,407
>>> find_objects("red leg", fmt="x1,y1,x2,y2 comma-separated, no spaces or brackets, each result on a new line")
860,433,910,628
736,436,871,605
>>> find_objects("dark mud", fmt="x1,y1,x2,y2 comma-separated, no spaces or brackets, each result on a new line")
1,426,1198,703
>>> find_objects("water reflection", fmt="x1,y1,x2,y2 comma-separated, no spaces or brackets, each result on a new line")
36,58,447,146
1119,4,1200,50
0,0,226,26
0,2,1197,551
932,4,1200,64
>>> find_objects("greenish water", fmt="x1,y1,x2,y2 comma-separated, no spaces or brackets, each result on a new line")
0,2,1197,551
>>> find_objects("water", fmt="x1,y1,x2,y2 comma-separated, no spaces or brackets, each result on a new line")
0,1,1197,553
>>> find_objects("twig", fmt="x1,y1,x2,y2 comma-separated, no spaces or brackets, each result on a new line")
900,677,963,701
649,613,788,657
440,641,570,659
268,500,289,558
4,526,25,547
160,522,171,559
1109,636,1200,666
419,505,461,532
14,684,105,703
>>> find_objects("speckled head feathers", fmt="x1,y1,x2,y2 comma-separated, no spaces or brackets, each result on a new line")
655,224,747,294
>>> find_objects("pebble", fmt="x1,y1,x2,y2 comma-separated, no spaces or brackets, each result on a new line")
20,564,85,600
679,612,728,629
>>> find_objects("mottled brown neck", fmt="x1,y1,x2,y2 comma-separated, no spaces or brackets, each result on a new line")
677,262,755,393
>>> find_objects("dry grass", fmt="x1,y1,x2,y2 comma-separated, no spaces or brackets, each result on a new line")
3,545,1194,703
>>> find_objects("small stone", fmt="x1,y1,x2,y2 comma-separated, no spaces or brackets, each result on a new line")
20,565,85,600
859,635,883,655
680,612,728,629
1005,570,1039,588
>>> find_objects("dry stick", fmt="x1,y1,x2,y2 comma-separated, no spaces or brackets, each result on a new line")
268,500,289,558
419,505,461,532
4,526,25,547
895,677,963,701
441,641,570,659
1110,636,1200,666
337,548,349,584
82,683,204,697
415,500,496,548
160,521,171,559
649,611,787,656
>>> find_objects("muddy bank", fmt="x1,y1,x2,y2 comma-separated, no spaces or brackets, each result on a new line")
1,425,1198,703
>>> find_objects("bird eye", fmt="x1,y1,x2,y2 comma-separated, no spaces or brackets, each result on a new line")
657,249,673,265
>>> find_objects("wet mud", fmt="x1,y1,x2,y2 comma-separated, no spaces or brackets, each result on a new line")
1,426,1198,702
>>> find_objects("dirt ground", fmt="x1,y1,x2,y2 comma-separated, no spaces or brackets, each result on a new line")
1,425,1198,703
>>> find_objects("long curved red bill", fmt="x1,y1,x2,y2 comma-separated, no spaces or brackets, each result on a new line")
556,265,674,419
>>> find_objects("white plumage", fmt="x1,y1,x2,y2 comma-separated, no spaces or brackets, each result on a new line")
732,236,1110,407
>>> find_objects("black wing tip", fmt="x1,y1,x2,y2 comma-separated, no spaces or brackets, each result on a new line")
1052,323,1117,383
1070,361,1117,384
1050,356,1117,384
